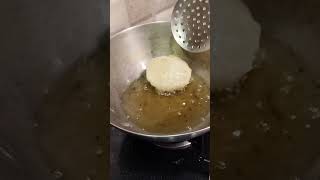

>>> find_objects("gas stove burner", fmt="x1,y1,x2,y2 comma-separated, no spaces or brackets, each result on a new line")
110,128,210,179
154,141,192,150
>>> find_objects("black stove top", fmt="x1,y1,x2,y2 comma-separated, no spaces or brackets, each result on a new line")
110,127,209,180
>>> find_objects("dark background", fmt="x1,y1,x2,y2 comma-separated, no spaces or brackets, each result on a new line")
0,0,107,179
213,0,320,179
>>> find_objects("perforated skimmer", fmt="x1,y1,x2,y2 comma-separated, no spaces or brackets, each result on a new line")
171,0,211,53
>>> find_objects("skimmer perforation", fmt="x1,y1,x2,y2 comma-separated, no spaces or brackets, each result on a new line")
171,0,210,53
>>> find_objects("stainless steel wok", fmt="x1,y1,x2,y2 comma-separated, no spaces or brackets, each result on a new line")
110,22,210,143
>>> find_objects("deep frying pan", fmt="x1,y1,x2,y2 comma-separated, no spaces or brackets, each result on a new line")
110,22,210,144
